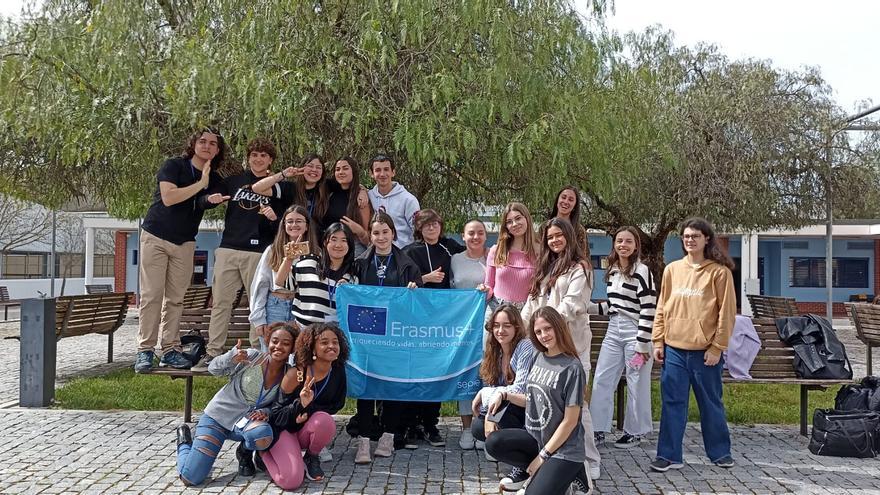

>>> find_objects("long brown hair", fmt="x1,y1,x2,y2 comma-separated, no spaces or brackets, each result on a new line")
679,217,734,270
268,205,320,271
294,153,329,222
528,306,579,358
549,185,587,254
336,156,373,224
494,202,537,266
605,226,642,283
479,305,527,385
530,218,589,297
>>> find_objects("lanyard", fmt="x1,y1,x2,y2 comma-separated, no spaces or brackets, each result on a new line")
254,363,281,408
373,252,393,286
309,366,333,401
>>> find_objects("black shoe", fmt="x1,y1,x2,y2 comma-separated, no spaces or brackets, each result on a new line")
649,458,684,472
404,426,424,449
303,452,325,481
236,443,256,477
254,451,267,472
499,466,529,491
176,424,192,448
426,429,445,447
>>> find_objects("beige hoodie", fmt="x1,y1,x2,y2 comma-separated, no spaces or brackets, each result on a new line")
652,257,736,357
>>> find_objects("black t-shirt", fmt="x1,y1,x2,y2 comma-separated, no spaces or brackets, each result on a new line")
402,238,465,289
354,246,423,288
142,157,221,245
213,170,283,252
324,185,350,231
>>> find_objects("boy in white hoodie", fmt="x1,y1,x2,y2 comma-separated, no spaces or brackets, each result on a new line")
367,154,421,247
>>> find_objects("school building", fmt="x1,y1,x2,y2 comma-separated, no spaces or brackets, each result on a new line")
4,213,878,317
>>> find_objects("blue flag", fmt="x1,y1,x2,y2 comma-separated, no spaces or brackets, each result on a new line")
336,285,486,401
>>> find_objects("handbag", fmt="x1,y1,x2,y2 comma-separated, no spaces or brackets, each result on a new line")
180,330,207,366
835,376,880,412
808,409,879,458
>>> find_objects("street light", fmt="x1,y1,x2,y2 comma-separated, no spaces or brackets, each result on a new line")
825,103,880,322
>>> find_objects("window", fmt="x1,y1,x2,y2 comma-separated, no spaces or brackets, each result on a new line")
1,252,47,279
56,253,84,278
789,257,869,288
94,254,115,278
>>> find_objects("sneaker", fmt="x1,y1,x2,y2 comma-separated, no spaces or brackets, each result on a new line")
319,446,333,462
303,452,325,481
426,429,445,447
134,351,155,374
485,446,497,462
404,426,424,449
499,466,529,491
374,432,395,458
714,455,735,468
355,437,372,464
459,429,475,450
614,433,641,449
569,475,591,494
474,439,485,450
190,354,213,372
593,431,605,445
159,350,192,369
589,463,600,480
236,443,256,477
649,458,684,472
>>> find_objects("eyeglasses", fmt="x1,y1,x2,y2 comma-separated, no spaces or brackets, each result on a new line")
285,219,307,226
505,215,526,227
423,221,441,229
682,234,704,240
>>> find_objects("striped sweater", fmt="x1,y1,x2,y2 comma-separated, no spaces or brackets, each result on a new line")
595,261,657,353
291,255,357,326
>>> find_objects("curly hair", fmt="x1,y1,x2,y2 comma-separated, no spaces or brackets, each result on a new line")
266,321,299,342
294,322,350,368
246,137,277,160
183,127,227,166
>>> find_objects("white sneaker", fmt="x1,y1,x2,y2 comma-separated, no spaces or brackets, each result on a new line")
355,437,371,464
319,446,332,462
589,462,600,480
459,429,475,449
374,432,395,458
475,439,485,449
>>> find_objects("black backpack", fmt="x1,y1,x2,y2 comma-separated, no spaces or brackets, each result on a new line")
835,376,880,412
180,330,207,366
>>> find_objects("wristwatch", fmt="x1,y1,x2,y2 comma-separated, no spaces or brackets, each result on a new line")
539,448,552,460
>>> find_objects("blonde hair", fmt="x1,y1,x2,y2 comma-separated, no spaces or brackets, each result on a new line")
493,202,537,266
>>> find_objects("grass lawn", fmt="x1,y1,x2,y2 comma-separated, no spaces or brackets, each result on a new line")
55,368,840,425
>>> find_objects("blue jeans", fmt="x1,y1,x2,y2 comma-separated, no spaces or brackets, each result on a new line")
265,294,294,324
177,414,274,486
657,345,731,464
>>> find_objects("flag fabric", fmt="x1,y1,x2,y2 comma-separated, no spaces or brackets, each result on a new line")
336,285,486,401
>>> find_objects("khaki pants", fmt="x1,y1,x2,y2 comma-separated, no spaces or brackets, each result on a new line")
137,230,195,353
206,247,262,355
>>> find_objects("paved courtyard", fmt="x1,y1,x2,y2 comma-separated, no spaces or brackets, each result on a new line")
0,314,879,493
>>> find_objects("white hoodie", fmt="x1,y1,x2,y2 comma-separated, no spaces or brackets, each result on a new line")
368,182,421,247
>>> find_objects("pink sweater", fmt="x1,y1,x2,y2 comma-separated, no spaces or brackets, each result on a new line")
484,245,536,303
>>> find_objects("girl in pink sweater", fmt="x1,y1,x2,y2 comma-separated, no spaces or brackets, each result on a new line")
478,202,537,309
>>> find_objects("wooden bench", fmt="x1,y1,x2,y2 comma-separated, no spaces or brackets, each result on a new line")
746,294,799,319
85,284,113,294
590,314,853,436
846,302,880,376
0,286,21,320
183,285,212,310
56,292,133,362
143,306,252,422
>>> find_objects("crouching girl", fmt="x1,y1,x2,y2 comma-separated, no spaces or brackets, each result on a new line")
175,323,297,485
261,323,349,490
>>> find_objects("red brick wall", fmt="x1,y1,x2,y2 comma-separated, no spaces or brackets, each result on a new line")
796,301,846,317
114,231,127,293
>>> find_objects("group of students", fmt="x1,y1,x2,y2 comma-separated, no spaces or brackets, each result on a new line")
135,128,738,494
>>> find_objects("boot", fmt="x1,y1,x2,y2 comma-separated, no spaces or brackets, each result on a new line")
176,424,192,448
236,443,256,477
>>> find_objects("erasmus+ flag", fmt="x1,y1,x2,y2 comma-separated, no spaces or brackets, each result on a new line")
336,285,485,401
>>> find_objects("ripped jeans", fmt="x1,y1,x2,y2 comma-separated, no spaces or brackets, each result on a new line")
177,413,274,486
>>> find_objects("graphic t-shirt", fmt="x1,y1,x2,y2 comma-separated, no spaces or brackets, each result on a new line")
215,170,284,252
525,352,586,462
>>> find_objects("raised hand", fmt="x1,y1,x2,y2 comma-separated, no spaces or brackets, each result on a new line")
198,160,212,188
259,204,277,221
232,339,250,364
207,193,230,204
423,267,445,284
299,371,316,408
340,216,366,238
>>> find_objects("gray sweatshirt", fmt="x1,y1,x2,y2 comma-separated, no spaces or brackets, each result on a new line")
203,347,284,430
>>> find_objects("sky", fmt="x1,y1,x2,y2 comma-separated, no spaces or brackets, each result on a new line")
1,0,876,114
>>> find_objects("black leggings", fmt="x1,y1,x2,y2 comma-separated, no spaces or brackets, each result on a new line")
471,404,526,442
485,428,588,495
